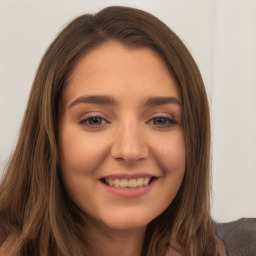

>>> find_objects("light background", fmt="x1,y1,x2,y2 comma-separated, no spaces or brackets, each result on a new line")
0,0,255,222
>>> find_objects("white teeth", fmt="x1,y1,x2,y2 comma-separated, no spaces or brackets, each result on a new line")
120,179,128,187
128,179,136,188
105,177,152,188
109,179,114,186
114,179,120,187
143,177,150,185
137,178,144,186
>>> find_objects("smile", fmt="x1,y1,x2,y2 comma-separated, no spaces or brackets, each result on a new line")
99,175,159,198
101,177,157,188
105,177,152,188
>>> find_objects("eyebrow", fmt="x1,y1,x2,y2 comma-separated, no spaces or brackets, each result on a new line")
68,95,117,108
68,95,182,109
145,96,182,106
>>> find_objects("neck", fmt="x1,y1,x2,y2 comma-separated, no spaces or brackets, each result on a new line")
84,218,146,256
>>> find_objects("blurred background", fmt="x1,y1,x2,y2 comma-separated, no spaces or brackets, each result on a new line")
0,0,255,222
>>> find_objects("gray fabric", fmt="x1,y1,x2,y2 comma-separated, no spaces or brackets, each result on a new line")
215,218,256,256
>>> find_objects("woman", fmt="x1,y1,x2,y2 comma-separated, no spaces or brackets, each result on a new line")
0,5,249,256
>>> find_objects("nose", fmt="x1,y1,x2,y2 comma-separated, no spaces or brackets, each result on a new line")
110,120,149,165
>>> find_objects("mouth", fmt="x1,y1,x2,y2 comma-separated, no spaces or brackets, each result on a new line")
100,177,158,188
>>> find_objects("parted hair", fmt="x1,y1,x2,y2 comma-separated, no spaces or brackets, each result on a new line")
0,6,219,256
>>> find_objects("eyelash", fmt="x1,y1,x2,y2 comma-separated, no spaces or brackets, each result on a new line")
79,115,178,127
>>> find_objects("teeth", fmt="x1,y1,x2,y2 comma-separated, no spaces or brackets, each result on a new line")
137,178,144,186
105,177,152,188
114,179,120,187
143,177,150,185
120,179,128,187
109,179,114,186
128,179,136,188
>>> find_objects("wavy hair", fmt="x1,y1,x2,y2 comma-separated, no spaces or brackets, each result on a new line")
0,6,218,256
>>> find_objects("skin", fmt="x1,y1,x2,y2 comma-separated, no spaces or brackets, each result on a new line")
59,41,185,256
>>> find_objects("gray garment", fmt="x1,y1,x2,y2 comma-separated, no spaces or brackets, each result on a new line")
215,218,256,256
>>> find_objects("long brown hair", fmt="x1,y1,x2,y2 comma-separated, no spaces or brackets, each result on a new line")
0,6,218,256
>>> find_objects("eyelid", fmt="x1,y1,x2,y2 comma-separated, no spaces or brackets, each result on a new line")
147,112,174,120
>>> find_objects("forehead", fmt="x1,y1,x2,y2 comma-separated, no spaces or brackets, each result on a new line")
63,41,181,107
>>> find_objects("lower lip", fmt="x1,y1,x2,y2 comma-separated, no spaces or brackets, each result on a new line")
100,179,157,199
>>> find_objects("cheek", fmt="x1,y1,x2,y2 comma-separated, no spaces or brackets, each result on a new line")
58,127,108,210
153,130,186,203
59,127,108,174
153,130,186,174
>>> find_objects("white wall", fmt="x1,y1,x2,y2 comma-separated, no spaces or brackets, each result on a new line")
0,0,255,222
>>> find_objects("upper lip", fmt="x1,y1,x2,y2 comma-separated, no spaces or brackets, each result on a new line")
99,173,159,180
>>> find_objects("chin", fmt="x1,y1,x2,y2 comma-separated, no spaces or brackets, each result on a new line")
104,221,148,231
99,212,156,231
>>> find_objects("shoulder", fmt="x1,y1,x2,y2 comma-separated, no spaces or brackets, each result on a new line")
215,218,256,256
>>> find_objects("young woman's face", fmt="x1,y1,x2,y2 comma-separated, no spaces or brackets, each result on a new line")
59,41,185,231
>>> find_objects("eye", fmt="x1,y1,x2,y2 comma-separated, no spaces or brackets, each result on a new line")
148,116,178,126
79,116,107,126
